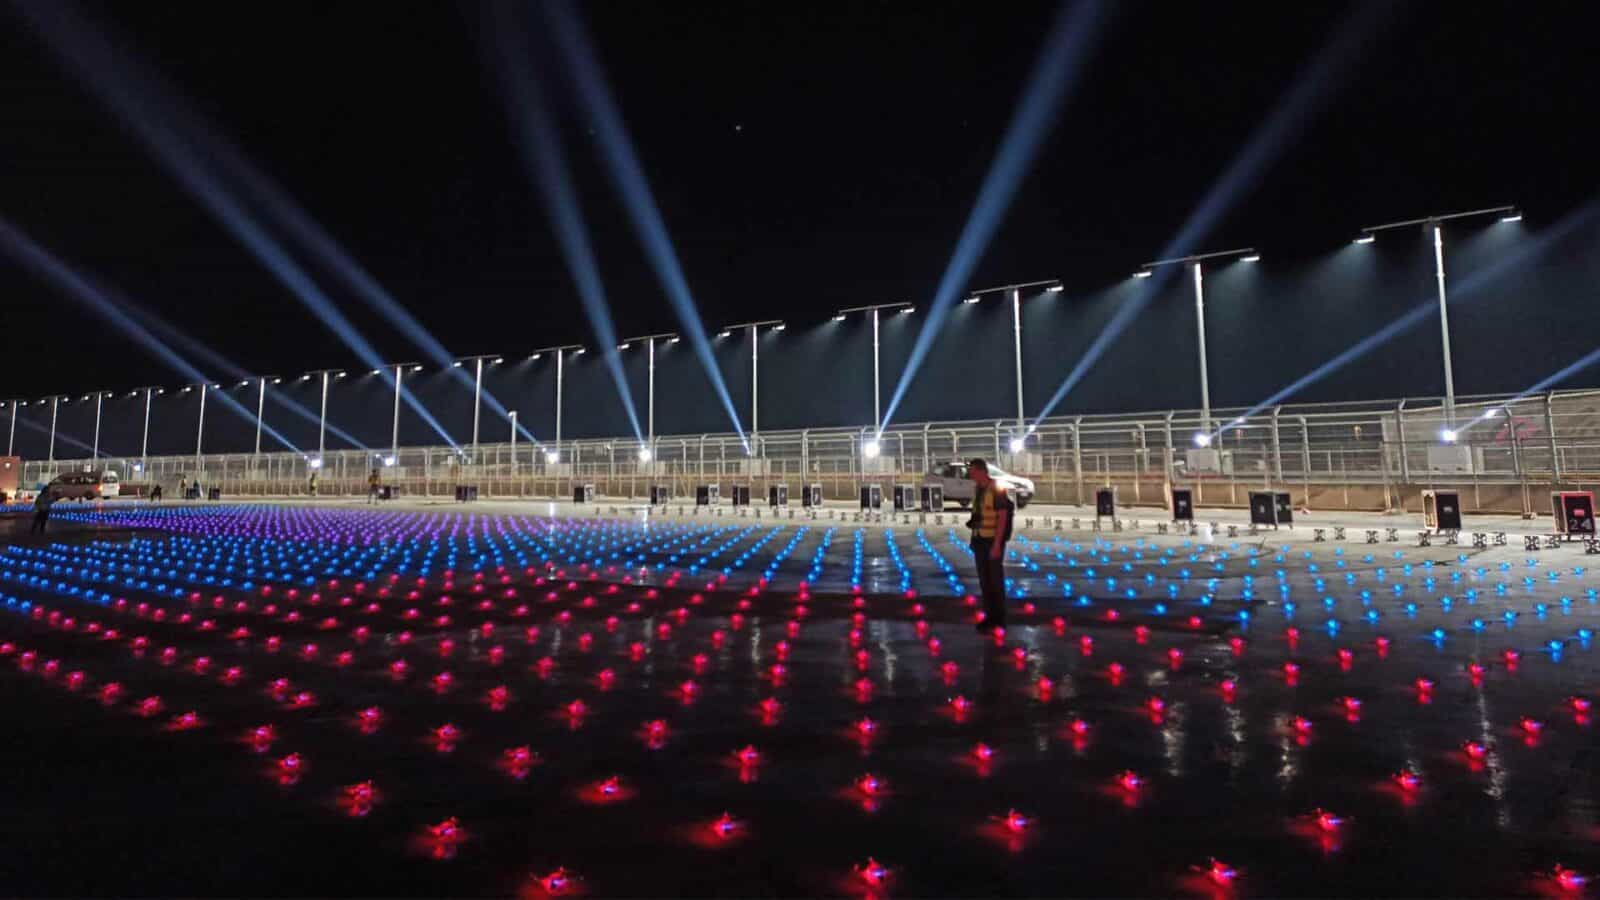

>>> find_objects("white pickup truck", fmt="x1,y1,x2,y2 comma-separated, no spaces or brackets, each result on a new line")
922,461,1034,509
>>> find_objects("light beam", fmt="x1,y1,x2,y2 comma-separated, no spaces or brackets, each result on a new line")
542,0,747,444
1028,1,1394,433
879,0,1108,431
484,2,643,442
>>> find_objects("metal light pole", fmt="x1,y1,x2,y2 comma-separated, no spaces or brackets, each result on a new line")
299,368,346,467
962,279,1062,446
241,375,281,458
509,410,518,475
1358,206,1518,430
530,345,584,462
4,400,19,457
1138,249,1258,439
621,333,678,457
131,387,161,474
87,391,107,463
376,363,421,466
717,320,785,445
184,382,218,469
453,355,503,462
836,302,913,442
42,395,65,465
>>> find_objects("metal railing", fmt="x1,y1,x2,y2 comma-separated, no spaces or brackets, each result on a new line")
21,387,1600,516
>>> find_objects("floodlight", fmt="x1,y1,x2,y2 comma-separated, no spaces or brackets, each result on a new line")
831,314,846,323
637,447,652,462
1193,432,1212,447
1008,437,1025,453
1133,270,1154,279
1354,235,1376,244
1440,429,1458,443
545,450,560,464
1240,254,1261,263
863,439,881,459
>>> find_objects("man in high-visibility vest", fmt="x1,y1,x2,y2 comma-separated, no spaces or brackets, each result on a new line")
965,458,1014,633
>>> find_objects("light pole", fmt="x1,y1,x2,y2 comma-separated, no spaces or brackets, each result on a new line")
182,382,220,471
369,363,421,466
620,333,678,459
529,345,584,463
717,320,785,448
453,354,503,462
40,395,68,466
129,387,162,474
834,302,913,455
1357,206,1518,433
84,391,113,465
962,279,1062,449
241,376,282,457
3,400,20,457
301,368,346,467
508,410,518,476
1137,248,1258,442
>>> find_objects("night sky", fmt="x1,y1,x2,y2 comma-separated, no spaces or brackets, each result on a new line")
3,0,1598,454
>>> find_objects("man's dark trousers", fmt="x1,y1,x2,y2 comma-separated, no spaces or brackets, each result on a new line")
971,536,1007,627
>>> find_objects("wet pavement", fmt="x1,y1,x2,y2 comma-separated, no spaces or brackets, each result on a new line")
0,502,1596,897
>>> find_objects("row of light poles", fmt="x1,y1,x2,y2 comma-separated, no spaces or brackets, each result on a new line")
4,209,1522,469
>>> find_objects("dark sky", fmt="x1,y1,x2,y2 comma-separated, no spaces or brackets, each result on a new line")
3,0,1598,442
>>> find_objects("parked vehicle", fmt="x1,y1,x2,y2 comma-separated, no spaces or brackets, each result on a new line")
44,470,120,501
923,460,1034,509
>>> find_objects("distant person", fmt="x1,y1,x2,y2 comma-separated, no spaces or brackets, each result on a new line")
149,482,163,503
31,488,55,534
965,458,1014,634
368,468,381,504
308,472,318,497
179,477,189,499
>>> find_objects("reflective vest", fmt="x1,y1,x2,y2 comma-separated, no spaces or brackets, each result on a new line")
970,485,1013,540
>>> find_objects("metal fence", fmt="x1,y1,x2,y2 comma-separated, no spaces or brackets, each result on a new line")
21,388,1600,515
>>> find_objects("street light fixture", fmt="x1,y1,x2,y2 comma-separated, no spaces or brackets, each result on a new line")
182,382,220,469
86,390,114,463
1,399,25,458
719,319,785,444
620,332,678,455
454,354,503,461
125,387,163,472
38,394,68,465
1357,205,1518,428
529,344,584,463
1138,248,1258,434
374,363,419,466
963,278,1062,448
836,302,913,438
303,368,345,469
